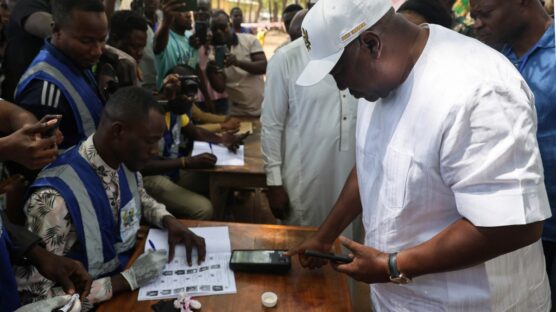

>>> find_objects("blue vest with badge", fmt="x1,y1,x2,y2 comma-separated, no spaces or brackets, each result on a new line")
29,146,141,278
161,113,193,180
15,41,103,145
0,218,21,311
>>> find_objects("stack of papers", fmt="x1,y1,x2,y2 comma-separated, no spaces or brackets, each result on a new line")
191,142,244,166
138,227,237,301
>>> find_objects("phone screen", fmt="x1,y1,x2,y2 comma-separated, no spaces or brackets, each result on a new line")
215,45,227,69
231,250,277,264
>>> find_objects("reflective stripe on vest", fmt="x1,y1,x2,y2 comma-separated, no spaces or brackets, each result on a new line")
37,168,141,280
18,61,97,138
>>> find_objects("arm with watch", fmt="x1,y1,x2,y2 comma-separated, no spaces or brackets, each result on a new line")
287,168,544,284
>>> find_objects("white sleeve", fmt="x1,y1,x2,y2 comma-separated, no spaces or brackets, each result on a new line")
440,81,551,226
261,52,289,186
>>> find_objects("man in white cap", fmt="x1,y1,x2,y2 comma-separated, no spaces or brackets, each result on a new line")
287,0,552,310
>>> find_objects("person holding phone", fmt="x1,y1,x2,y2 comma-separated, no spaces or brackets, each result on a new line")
0,99,92,311
288,0,551,310
206,10,267,117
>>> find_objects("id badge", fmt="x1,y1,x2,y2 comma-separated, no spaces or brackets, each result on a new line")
119,200,140,243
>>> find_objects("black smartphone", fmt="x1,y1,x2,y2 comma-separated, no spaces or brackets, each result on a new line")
195,20,208,44
214,45,227,69
304,250,353,264
163,0,197,12
229,249,291,274
41,114,62,138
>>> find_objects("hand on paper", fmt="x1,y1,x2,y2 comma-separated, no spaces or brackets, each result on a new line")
164,217,207,266
182,153,217,169
220,132,249,153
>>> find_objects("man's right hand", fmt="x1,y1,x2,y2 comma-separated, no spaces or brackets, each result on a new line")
3,119,59,169
221,117,240,132
161,0,185,22
182,153,217,169
268,186,290,220
286,235,334,269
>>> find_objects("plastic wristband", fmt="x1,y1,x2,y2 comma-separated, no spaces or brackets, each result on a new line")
120,270,138,291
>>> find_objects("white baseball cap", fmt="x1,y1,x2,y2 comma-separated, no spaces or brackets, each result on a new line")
296,0,392,86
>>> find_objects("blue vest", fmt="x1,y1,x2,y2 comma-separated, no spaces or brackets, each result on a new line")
0,220,21,311
162,113,193,180
30,146,141,278
15,41,103,145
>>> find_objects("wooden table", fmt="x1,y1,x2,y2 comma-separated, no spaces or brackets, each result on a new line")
98,220,353,312
194,119,267,219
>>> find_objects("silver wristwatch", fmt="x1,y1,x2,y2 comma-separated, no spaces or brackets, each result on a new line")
387,252,411,284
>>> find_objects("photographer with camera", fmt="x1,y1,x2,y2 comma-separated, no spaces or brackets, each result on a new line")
188,1,231,115
206,10,267,117
141,64,248,220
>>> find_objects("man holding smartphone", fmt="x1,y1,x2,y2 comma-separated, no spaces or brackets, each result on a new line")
0,100,92,311
288,0,551,310
207,10,267,117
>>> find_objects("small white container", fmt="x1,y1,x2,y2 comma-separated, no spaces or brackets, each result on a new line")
261,291,278,308
190,299,202,310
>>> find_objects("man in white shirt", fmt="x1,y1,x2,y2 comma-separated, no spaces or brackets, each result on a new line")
261,10,357,229
288,0,552,310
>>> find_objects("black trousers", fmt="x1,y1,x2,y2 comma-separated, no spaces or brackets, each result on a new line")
543,240,556,311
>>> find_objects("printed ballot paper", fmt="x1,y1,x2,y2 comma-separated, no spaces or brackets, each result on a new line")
191,142,244,166
138,227,237,301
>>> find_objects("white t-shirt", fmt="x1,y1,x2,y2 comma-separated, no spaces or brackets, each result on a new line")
356,25,551,311
225,33,265,116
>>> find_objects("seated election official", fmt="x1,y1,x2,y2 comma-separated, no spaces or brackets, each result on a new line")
288,0,551,310
141,66,247,219
17,87,206,307
0,99,92,311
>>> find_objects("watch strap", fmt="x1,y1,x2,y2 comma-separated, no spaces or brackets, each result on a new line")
388,252,400,278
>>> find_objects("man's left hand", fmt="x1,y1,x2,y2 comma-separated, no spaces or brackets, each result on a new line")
332,237,390,284
164,217,206,266
224,53,238,67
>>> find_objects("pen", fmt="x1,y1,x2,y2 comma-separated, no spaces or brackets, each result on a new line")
209,142,214,154
148,239,156,251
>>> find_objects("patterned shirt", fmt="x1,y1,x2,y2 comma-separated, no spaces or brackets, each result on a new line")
15,135,172,306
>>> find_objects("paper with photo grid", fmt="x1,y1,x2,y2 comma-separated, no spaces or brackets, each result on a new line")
191,142,244,166
138,226,237,301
